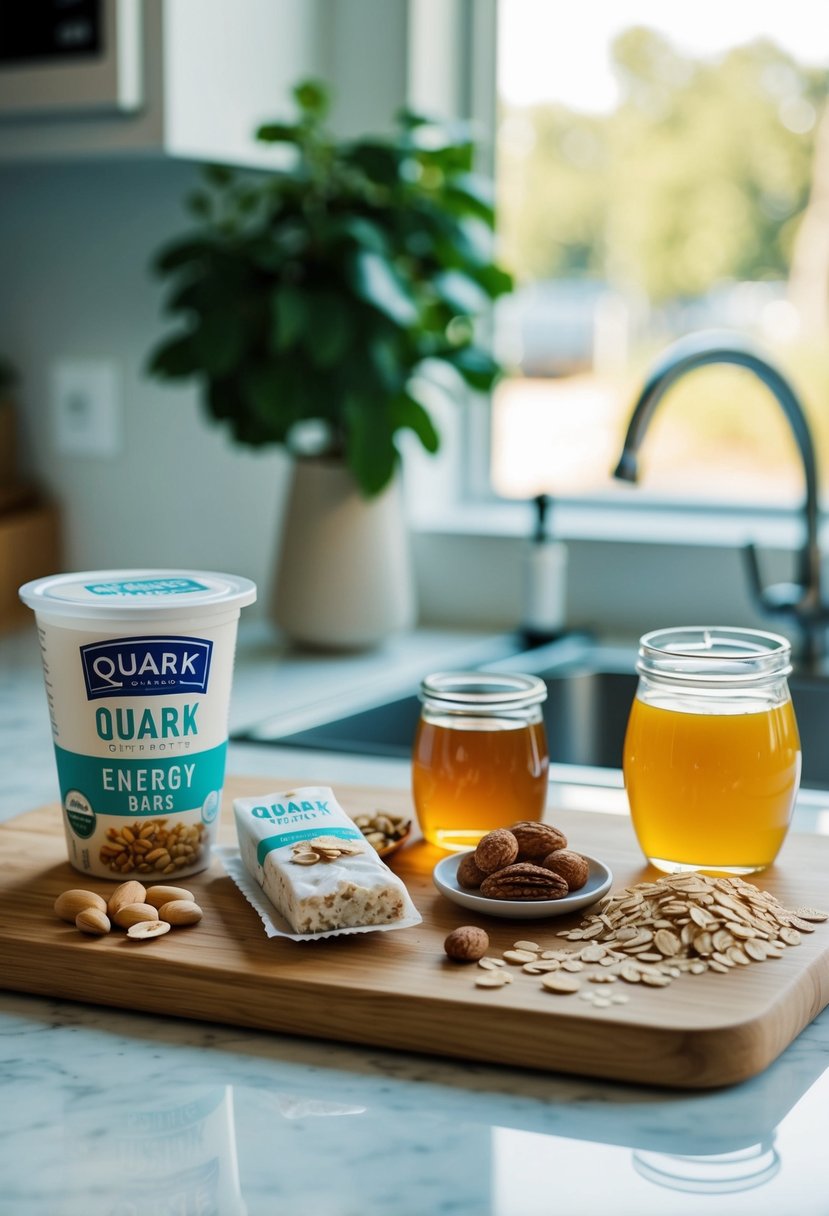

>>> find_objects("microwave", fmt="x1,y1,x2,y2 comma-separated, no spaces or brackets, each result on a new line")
0,0,142,118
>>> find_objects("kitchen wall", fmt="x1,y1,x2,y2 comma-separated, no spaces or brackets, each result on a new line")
0,157,289,606
0,0,415,620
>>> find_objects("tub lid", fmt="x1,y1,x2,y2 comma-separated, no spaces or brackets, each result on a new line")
19,569,257,621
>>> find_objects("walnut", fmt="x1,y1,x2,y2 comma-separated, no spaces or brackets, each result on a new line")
541,849,589,892
474,829,519,875
480,863,568,901
457,852,486,889
444,925,490,961
509,821,568,861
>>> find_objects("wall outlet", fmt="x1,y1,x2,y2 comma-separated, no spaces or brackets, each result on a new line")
52,358,122,458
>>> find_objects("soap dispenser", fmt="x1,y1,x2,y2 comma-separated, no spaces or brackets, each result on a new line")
520,494,568,646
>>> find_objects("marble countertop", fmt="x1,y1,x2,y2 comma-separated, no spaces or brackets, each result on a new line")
3,621,829,1216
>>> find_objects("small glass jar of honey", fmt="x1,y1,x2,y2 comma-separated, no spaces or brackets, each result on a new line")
623,626,801,875
412,671,549,852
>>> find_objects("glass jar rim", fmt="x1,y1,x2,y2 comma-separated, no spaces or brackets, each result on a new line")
419,670,547,711
637,626,792,686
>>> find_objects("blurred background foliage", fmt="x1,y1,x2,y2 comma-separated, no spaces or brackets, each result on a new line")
498,27,827,300
490,26,829,503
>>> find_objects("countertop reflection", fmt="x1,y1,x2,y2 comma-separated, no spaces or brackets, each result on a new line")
2,991,829,1216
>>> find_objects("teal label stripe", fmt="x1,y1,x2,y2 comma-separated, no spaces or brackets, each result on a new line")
85,577,208,596
257,826,363,867
53,742,227,816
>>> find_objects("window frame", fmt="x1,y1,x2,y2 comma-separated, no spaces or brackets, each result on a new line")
402,0,825,646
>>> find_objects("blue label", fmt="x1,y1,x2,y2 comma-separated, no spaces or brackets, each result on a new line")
53,741,227,815
80,635,213,699
84,577,208,596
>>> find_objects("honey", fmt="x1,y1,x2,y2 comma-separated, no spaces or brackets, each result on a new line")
623,626,801,875
413,715,548,851
412,671,549,852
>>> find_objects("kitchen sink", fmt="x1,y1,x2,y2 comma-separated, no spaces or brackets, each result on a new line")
235,636,829,789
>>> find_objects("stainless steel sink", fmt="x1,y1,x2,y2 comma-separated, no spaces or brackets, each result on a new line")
235,635,829,789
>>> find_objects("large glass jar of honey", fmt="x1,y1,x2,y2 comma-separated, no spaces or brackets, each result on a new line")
623,626,801,875
412,672,549,852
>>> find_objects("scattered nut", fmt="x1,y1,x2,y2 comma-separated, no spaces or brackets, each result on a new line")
444,925,490,962
54,889,107,923
127,920,172,941
474,971,510,989
107,880,147,918
353,810,411,854
75,908,111,936
53,880,203,944
540,973,581,994
474,829,519,875
145,885,195,909
158,899,203,926
112,902,160,930
541,849,589,892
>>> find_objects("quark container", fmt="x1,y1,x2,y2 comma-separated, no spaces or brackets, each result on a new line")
19,569,256,880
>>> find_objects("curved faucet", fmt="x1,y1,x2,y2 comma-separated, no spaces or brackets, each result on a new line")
613,329,825,661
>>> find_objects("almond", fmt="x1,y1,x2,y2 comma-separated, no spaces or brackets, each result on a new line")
75,908,111,936
145,885,195,909
127,920,171,940
158,899,203,926
107,880,147,917
112,901,159,929
54,889,107,923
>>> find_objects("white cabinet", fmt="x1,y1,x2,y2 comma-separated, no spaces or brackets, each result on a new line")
0,0,327,166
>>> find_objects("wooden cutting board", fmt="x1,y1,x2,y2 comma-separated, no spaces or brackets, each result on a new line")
2,776,828,1090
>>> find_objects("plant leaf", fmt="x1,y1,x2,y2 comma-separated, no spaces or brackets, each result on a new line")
444,345,502,391
443,175,496,225
391,391,440,453
256,122,302,144
344,395,398,496
342,141,401,186
348,251,418,327
465,262,514,298
433,269,491,316
304,291,352,368
327,216,389,254
272,285,309,351
146,332,200,379
243,364,298,440
293,79,329,117
186,190,213,219
191,308,246,378
203,163,235,188
367,335,404,392
152,238,213,275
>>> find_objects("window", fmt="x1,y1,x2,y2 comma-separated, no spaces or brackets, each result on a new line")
484,1,829,513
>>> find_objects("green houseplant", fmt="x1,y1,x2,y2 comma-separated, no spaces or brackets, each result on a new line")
149,79,511,494
148,79,512,646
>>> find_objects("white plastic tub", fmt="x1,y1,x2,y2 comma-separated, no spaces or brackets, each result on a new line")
19,569,256,880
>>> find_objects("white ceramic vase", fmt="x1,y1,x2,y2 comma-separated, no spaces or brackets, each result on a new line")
272,457,417,650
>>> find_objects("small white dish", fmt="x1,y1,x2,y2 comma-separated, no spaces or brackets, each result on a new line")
433,852,613,920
